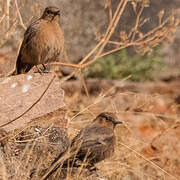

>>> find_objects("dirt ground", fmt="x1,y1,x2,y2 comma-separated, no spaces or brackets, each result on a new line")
62,77,180,180
0,76,180,180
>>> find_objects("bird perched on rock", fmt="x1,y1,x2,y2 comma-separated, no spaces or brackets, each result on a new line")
13,6,64,75
42,112,122,179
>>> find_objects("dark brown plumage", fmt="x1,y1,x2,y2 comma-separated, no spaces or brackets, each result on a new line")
14,6,64,75
68,112,122,167
43,112,122,179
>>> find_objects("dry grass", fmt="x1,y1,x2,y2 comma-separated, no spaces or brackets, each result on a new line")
1,79,180,179
64,81,180,180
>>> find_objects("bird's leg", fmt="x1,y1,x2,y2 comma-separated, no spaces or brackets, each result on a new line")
42,64,49,73
36,65,43,75
35,64,49,74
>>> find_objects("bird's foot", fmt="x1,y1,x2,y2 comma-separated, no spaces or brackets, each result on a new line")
42,64,49,73
35,65,49,74
36,66,44,74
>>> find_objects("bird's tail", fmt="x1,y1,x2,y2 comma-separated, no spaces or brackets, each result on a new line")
13,53,33,75
14,53,22,75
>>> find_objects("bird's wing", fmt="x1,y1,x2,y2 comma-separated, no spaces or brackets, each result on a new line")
77,134,115,163
71,125,114,148
20,19,40,51
81,134,114,150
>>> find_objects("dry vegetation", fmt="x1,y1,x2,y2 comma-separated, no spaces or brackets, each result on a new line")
0,0,180,180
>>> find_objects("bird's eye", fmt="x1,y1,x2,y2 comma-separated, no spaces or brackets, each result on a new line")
47,10,51,14
105,116,110,121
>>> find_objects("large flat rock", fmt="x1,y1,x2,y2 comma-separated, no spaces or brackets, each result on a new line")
0,73,65,131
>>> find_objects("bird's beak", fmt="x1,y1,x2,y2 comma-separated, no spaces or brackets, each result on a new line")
54,10,60,16
114,121,123,125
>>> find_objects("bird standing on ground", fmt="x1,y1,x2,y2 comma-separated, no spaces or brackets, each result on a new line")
14,6,64,75
43,112,122,179
68,112,122,167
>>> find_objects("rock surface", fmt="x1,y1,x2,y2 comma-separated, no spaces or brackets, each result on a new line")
0,73,65,131
1,125,69,180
